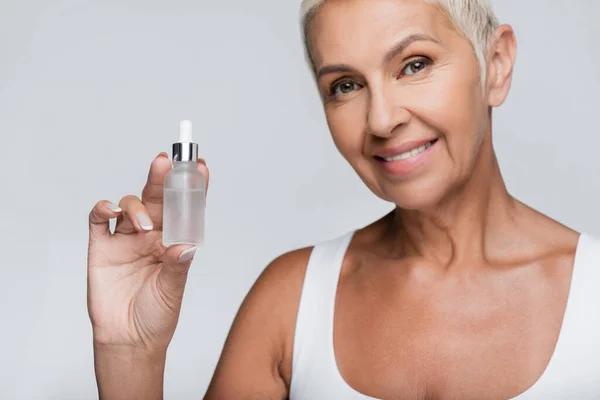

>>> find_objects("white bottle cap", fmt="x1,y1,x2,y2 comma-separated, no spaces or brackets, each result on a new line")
179,120,193,143
173,119,198,162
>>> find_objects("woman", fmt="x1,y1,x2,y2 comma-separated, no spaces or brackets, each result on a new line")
87,0,600,398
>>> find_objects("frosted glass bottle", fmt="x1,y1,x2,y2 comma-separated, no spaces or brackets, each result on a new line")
162,120,205,247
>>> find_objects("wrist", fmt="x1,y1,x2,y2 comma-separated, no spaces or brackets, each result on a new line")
93,342,167,400
93,341,167,361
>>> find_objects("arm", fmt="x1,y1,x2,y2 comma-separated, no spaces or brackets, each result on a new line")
204,248,312,399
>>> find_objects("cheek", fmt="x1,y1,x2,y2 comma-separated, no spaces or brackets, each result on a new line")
325,99,368,160
324,99,386,194
407,67,485,158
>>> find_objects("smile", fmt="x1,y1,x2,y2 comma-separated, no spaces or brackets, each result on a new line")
373,138,439,176
380,139,439,162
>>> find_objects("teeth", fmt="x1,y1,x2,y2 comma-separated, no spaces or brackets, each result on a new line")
383,140,435,162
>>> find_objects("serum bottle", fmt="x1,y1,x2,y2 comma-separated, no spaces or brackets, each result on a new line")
162,120,205,247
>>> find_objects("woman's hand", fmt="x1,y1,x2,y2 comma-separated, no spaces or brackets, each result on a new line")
87,153,209,353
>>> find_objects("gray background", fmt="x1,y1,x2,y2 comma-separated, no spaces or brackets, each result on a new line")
1,0,599,398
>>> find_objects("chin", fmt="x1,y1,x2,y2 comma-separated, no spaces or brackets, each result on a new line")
376,176,452,211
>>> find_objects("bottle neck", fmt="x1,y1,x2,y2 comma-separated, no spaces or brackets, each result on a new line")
172,160,196,169
172,142,198,162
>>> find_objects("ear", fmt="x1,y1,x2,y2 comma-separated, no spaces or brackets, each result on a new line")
486,24,517,107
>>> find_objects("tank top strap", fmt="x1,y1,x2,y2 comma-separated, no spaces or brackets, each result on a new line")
289,230,356,399
514,232,600,398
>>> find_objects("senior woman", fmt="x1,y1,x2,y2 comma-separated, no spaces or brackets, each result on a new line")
87,0,600,399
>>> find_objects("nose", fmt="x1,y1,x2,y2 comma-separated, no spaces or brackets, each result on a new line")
366,87,411,138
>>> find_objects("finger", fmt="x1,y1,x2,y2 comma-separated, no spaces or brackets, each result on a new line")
156,244,198,305
197,158,210,195
89,200,122,239
114,195,154,235
141,153,172,229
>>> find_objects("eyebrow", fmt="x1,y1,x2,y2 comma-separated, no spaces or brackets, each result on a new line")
316,33,441,80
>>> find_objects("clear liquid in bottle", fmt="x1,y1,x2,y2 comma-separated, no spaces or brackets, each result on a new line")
162,120,205,247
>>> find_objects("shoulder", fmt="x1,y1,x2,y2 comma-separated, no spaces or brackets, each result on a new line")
256,246,315,292
233,245,315,334
246,245,316,337
205,246,316,398
244,230,356,325
238,246,316,326
240,246,316,385
248,245,317,324
254,230,355,291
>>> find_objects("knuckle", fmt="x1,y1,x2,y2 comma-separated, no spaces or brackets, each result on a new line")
141,184,154,197
90,200,107,218
94,199,107,210
118,194,141,208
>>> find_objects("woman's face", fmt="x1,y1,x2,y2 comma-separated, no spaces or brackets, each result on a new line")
309,0,498,210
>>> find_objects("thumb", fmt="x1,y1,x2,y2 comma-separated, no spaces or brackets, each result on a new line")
157,244,198,301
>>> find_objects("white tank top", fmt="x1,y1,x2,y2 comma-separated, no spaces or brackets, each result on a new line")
289,230,600,399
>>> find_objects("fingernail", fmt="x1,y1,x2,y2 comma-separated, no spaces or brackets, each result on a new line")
136,212,153,230
156,152,168,159
178,246,197,263
106,202,122,213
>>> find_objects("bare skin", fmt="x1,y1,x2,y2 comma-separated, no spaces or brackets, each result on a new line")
88,0,581,399
333,214,579,399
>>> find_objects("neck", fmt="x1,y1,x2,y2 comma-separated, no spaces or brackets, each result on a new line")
390,133,517,267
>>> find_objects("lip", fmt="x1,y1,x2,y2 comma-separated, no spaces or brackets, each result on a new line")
373,138,439,176
372,138,439,158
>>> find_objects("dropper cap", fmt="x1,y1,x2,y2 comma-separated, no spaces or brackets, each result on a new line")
172,120,198,162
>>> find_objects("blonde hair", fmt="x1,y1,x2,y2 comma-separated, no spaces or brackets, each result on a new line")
300,0,499,82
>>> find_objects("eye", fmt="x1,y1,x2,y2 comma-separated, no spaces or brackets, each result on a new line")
330,80,361,97
400,57,431,77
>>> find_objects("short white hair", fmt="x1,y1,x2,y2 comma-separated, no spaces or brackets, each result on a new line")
299,0,499,82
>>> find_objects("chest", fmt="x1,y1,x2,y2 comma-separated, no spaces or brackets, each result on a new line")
332,263,572,400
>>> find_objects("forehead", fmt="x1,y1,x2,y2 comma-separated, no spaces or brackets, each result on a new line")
309,0,452,68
